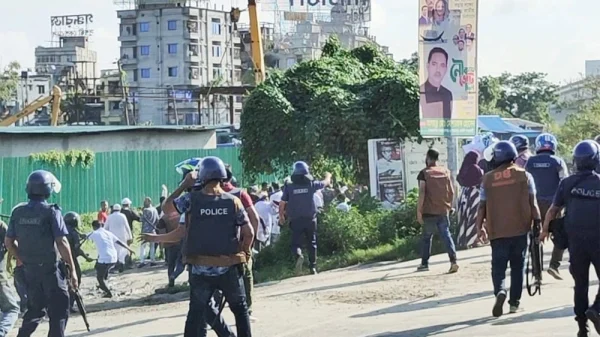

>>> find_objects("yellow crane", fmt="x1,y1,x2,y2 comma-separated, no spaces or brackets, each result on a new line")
0,85,62,127
230,0,266,85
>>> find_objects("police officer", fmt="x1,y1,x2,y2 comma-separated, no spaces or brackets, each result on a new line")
143,157,253,337
525,133,569,280
4,170,78,337
476,141,541,317
509,134,531,168
279,161,332,275
541,140,600,337
63,212,93,313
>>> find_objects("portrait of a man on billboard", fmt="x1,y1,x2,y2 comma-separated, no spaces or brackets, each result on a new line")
420,46,453,119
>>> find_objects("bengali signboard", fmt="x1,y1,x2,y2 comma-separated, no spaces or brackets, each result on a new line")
418,0,478,137
50,14,94,37
288,0,371,22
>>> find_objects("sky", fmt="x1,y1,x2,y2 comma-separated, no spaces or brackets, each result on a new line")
0,0,597,84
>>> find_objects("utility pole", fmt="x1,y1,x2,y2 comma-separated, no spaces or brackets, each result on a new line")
116,59,130,125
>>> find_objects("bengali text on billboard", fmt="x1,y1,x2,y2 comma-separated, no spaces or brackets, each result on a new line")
417,0,478,137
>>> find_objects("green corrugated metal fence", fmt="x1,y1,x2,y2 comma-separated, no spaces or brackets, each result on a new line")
0,147,280,215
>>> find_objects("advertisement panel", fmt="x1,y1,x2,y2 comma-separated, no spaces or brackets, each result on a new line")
418,0,478,137
368,139,405,210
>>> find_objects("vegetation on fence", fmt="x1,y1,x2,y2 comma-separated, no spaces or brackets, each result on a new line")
29,149,96,169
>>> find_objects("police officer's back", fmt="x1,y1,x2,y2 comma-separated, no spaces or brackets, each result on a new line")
541,140,600,337
4,170,78,337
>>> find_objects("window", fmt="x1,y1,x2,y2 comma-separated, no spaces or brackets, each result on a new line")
212,42,221,57
189,44,199,56
190,67,200,79
141,68,150,78
167,20,177,30
212,65,222,79
234,69,242,82
211,18,221,35
140,45,150,56
168,67,178,77
37,85,45,94
168,43,177,54
233,48,241,59
139,22,150,32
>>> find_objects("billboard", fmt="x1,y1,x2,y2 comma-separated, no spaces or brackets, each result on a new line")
51,14,94,37
368,139,405,210
418,0,478,137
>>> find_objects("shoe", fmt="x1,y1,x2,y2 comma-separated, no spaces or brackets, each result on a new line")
492,291,507,317
168,279,175,288
448,263,459,274
416,264,429,272
150,262,157,267
586,308,600,334
548,267,563,280
138,262,147,268
102,292,113,299
578,322,590,337
310,268,318,275
509,305,519,314
295,255,304,275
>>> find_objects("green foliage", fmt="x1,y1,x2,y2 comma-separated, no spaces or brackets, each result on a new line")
0,61,20,109
478,72,558,123
240,36,419,183
29,149,95,169
399,52,419,75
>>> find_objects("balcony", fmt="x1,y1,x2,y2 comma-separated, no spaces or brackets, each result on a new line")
118,34,136,42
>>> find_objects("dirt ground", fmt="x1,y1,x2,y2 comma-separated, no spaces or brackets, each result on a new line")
7,243,591,337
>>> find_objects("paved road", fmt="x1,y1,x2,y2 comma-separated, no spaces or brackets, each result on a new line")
8,243,595,337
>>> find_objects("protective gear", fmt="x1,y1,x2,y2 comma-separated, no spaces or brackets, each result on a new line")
292,161,310,176
509,135,529,152
121,198,132,206
525,153,566,201
63,212,80,228
187,192,238,256
573,140,600,172
492,141,518,164
11,203,61,265
198,157,227,183
112,204,122,211
25,170,61,198
175,157,202,176
535,133,558,154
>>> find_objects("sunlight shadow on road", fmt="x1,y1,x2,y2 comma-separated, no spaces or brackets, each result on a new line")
68,313,185,337
351,290,491,318
491,306,571,326
364,316,495,336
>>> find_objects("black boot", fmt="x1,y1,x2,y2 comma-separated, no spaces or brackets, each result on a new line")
577,317,589,337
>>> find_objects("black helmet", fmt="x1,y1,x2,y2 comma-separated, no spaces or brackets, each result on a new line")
26,170,59,199
198,157,227,182
292,161,310,175
64,212,81,228
573,140,600,171
509,135,529,152
492,141,518,164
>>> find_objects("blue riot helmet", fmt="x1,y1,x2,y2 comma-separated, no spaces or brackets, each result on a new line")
63,211,81,228
534,133,558,154
572,140,600,171
25,170,61,199
198,156,227,183
509,135,529,152
292,161,310,175
492,141,518,165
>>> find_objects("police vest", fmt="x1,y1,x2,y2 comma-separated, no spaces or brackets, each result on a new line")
12,202,59,265
563,172,600,239
285,182,317,220
186,191,239,257
482,164,532,240
525,153,564,201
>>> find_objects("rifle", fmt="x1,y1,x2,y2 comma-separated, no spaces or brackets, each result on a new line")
526,221,543,296
63,263,91,331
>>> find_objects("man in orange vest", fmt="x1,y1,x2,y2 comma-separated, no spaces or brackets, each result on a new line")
476,141,541,318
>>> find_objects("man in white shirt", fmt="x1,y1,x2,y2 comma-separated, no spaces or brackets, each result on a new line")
270,185,284,244
254,192,273,250
87,220,134,298
335,194,351,212
104,204,132,273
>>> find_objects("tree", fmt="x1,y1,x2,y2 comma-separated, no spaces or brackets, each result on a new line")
478,72,558,123
240,37,419,182
0,61,21,110
399,52,418,75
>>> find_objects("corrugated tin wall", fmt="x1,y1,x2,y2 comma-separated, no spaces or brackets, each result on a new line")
0,148,280,215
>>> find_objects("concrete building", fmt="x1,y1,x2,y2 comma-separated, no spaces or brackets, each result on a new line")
34,36,98,95
117,0,242,125
98,69,126,125
586,60,600,77
16,74,53,107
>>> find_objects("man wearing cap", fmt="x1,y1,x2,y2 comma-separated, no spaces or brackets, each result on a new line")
104,204,132,273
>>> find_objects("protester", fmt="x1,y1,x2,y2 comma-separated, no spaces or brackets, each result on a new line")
104,204,132,273
139,197,159,267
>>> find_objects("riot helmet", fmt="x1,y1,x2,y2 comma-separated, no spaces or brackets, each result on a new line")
492,141,518,165
292,161,310,176
534,133,558,154
64,212,81,228
509,135,529,152
572,140,600,172
198,156,227,183
26,170,61,199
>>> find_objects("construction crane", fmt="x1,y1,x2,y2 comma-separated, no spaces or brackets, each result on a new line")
230,0,266,85
0,85,62,127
